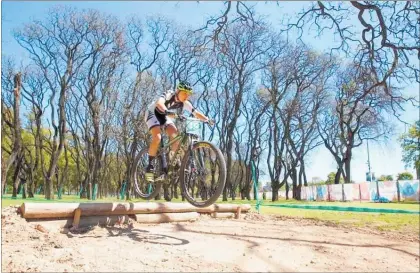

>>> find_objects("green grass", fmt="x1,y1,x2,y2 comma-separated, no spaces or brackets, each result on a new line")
223,198,419,211
3,194,418,210
259,206,420,233
1,194,159,207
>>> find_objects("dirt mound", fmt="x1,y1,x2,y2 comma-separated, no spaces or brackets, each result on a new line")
2,205,419,272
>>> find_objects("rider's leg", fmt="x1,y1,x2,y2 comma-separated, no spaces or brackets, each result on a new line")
165,123,179,156
145,126,162,182
148,126,162,158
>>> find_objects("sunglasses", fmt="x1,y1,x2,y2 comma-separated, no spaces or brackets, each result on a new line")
178,88,193,95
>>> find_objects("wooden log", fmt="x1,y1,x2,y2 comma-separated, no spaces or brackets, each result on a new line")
235,206,242,219
26,215,130,230
20,202,251,219
134,212,199,223
195,204,251,213
210,212,235,219
72,208,81,228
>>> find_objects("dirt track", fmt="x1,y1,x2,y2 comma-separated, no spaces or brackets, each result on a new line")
2,205,419,272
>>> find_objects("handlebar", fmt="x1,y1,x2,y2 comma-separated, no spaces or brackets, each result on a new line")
171,113,213,125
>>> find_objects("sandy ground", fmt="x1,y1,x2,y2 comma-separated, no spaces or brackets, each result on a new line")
1,205,419,272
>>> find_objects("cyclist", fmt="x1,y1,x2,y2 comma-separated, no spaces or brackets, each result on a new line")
144,81,214,183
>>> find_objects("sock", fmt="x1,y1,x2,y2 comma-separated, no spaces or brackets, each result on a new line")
147,155,155,170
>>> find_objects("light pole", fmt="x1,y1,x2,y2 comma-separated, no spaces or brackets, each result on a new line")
367,139,380,200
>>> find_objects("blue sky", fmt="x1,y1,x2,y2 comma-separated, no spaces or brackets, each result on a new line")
1,1,418,183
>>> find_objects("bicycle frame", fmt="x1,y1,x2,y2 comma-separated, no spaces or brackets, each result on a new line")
156,119,202,181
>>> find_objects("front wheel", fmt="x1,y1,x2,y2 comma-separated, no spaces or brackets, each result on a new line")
132,148,162,200
180,141,226,207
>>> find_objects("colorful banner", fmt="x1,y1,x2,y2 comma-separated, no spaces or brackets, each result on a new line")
359,183,370,201
351,183,361,201
378,181,399,202
399,180,420,201
327,184,343,201
261,180,419,202
343,184,354,201
316,185,328,201
307,186,316,201
369,182,379,200
301,187,307,200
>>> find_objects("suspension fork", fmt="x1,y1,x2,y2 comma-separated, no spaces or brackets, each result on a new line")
160,136,168,174
189,137,205,172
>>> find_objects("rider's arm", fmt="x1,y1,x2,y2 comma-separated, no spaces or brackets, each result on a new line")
193,110,210,122
155,97,168,113
183,101,210,122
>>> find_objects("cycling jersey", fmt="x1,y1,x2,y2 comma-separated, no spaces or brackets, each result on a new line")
144,90,196,130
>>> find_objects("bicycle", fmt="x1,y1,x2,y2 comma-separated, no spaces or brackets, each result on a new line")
132,114,227,207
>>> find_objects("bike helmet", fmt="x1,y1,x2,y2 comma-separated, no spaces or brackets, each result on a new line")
177,81,193,95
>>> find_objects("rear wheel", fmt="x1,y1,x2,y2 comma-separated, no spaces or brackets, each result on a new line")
180,141,226,207
132,148,162,200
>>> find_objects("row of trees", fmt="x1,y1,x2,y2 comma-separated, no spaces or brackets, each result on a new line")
2,2,418,201
310,171,414,186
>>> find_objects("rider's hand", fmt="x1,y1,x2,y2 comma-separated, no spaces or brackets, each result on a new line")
165,110,177,118
207,119,215,126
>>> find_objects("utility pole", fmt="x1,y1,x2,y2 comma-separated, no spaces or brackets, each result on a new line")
367,139,372,182
367,139,380,200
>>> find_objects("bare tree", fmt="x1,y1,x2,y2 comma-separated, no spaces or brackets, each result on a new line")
70,11,126,199
318,63,395,184
286,1,419,118
1,65,23,196
261,44,297,201
14,7,96,199
212,16,273,201
285,49,337,199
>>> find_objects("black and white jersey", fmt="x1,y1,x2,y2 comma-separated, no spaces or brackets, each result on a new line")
148,90,196,114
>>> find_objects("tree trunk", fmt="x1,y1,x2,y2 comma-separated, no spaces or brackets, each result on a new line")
301,161,308,186
13,170,20,198
417,166,420,181
22,180,27,199
271,180,283,201
80,178,88,198
173,183,178,199
44,177,51,199
272,187,279,201
163,185,171,201
28,179,34,198
335,164,343,184
291,168,298,199
1,162,7,196
27,168,35,198
344,154,351,183
154,192,161,200
12,158,23,198
3,73,23,197
297,167,303,200
230,183,236,200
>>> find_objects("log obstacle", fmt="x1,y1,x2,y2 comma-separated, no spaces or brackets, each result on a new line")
19,202,251,228
20,202,251,219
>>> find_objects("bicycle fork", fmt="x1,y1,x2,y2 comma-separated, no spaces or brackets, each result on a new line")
160,139,168,173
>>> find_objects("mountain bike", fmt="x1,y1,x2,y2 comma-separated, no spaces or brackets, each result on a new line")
132,114,226,208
